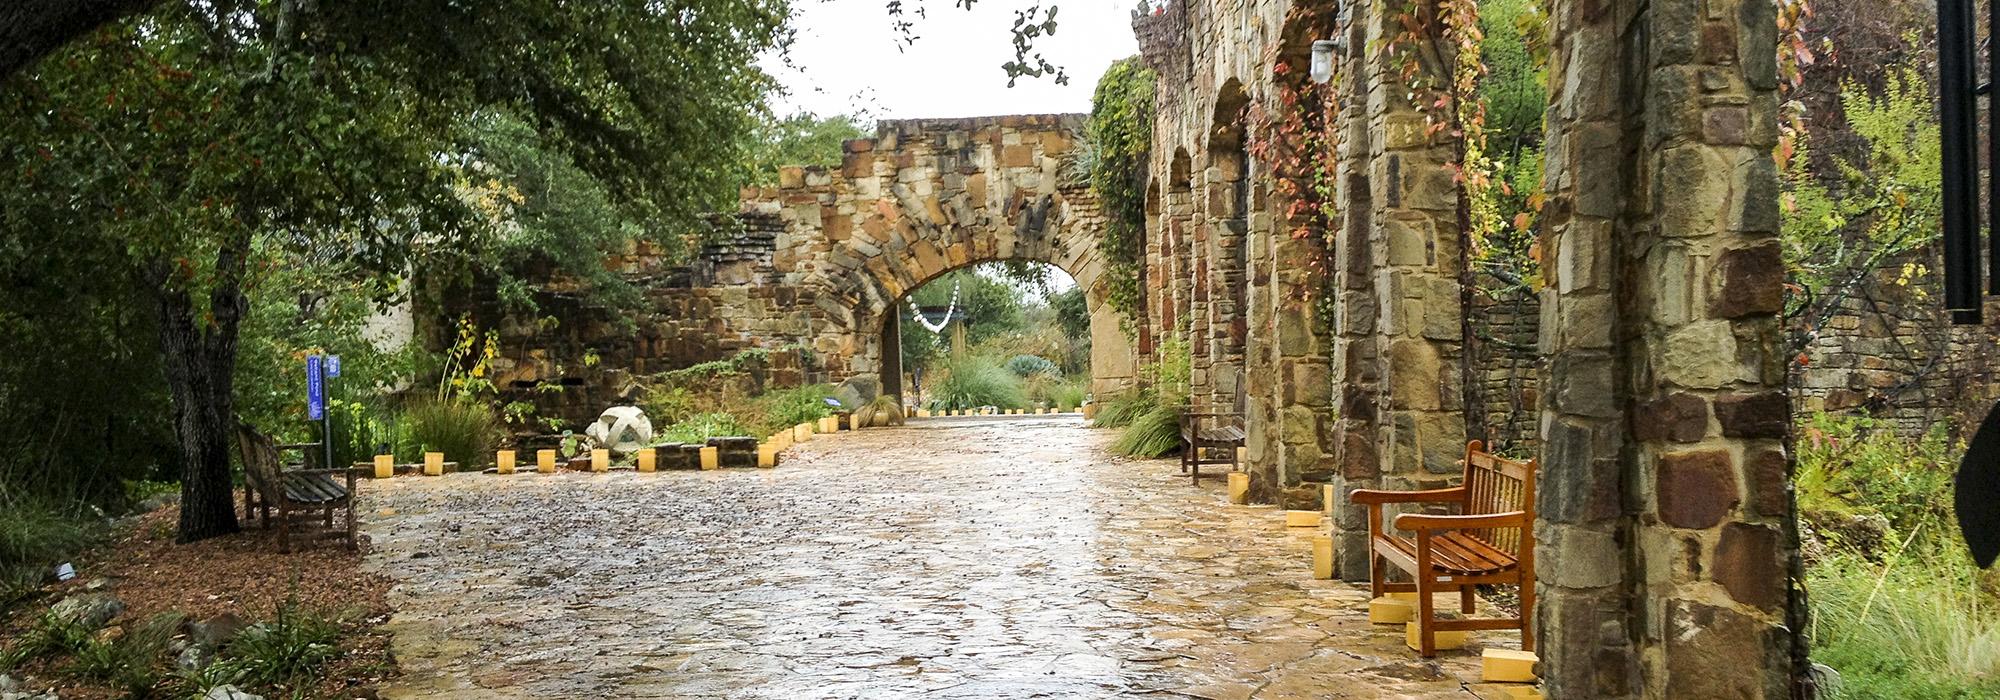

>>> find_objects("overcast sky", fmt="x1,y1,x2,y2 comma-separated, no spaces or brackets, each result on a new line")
763,0,1143,120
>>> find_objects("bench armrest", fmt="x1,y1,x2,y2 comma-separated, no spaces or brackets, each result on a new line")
1393,510,1527,532
1349,487,1466,505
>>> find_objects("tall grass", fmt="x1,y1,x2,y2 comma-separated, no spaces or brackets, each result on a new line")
401,400,498,469
1810,549,2000,698
1798,413,2000,698
1090,391,1153,429
930,355,1027,410
1110,404,1183,458
658,412,752,443
0,491,101,605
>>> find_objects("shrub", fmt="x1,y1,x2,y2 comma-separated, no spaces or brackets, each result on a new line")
658,413,752,443
69,611,183,694
755,385,836,435
642,385,702,426
1,609,94,670
401,400,499,469
1111,403,1184,458
929,355,1027,410
222,602,342,689
1796,414,1956,539
1037,377,1088,411
1004,354,1059,378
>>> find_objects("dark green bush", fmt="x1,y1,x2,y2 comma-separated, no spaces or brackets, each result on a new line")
0,493,101,606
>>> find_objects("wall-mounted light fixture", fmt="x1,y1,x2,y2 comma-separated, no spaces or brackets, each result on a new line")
1310,40,1337,84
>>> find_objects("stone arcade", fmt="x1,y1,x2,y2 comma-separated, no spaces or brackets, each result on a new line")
465,0,1800,695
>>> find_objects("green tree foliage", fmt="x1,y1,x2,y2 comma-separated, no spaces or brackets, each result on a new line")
1471,0,1547,278
744,112,872,185
1086,57,1155,321
1781,68,1939,345
0,0,791,541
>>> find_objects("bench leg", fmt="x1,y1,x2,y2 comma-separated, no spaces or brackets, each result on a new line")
1460,585,1476,615
345,503,358,552
1519,580,1537,653
277,504,291,554
1415,534,1436,657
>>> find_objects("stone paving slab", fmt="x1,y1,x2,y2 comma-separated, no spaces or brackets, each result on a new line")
361,415,1530,698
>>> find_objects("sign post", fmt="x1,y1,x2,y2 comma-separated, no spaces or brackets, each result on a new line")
306,355,336,471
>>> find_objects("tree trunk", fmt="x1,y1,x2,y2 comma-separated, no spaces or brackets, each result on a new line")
150,237,252,543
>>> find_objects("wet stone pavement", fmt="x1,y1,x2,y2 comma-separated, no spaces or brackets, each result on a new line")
361,416,1524,699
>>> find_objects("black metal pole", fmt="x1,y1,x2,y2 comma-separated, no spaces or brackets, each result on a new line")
1942,0,1982,323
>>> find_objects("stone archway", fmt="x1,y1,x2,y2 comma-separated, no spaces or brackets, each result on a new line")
740,115,1136,401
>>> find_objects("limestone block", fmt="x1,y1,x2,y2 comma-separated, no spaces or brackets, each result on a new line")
1284,510,1320,528
1369,596,1414,624
1406,621,1468,651
537,450,557,474
1483,649,1539,682
1228,473,1250,505
1502,687,1543,700
590,449,609,473
758,444,777,468
818,416,840,433
699,446,719,471
794,423,813,442
373,455,394,479
637,449,656,473
423,452,443,477
496,450,516,475
1312,536,1335,579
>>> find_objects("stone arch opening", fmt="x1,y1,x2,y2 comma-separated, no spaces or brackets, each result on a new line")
1202,79,1252,413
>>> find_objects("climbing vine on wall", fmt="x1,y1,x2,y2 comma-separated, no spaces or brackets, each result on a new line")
1247,6,1341,327
1087,57,1157,323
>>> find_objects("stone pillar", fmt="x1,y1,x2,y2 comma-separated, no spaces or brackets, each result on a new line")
1364,0,1466,487
1537,0,1794,697
1328,0,1470,578
1325,0,1382,580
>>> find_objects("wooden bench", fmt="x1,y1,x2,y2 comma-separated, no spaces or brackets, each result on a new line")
236,422,360,553
1349,439,1535,656
1179,409,1244,486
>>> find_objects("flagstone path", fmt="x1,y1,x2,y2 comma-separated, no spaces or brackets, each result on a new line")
360,415,1528,699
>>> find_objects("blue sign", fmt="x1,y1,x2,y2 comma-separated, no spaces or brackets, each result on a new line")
327,355,342,378
306,355,325,420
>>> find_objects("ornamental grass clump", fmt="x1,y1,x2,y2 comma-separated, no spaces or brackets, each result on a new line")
930,355,1028,411
401,400,498,470
1110,403,1184,458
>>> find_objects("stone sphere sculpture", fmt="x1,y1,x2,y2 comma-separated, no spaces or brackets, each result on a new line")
585,406,654,457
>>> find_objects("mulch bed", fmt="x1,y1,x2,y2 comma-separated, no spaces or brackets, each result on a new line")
1,505,396,699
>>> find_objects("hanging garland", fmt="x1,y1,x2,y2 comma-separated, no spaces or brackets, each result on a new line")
908,279,961,334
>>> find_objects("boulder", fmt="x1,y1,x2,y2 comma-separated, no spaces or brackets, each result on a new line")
50,592,123,630
186,613,247,649
584,406,654,457
203,686,265,700
831,375,881,410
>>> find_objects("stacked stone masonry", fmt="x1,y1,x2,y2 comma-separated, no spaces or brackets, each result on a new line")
1135,0,1798,697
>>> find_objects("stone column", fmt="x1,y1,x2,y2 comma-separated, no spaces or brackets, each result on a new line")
1537,0,1794,697
1326,0,1382,579
1364,0,1467,488
1328,0,1470,578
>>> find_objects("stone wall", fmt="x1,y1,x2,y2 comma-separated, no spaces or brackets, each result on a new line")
440,116,1139,429
1793,245,2000,437
1139,0,1798,695
1470,272,1541,455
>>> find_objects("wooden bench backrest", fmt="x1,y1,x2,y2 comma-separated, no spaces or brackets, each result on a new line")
235,422,287,504
1461,439,1536,558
